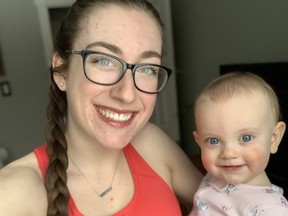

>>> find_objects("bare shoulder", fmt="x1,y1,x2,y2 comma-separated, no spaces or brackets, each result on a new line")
132,123,202,207
0,153,47,216
131,123,177,163
132,122,173,148
132,122,191,162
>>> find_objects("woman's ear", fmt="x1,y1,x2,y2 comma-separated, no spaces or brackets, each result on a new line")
270,121,286,154
52,52,67,91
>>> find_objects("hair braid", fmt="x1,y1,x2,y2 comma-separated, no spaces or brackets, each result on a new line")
45,71,69,216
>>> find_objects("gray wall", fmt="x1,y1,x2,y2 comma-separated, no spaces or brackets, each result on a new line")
171,0,288,154
0,0,49,163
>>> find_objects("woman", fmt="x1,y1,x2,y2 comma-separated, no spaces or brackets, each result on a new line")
0,0,202,215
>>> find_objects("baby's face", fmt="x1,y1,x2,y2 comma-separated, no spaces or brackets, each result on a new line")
193,92,279,185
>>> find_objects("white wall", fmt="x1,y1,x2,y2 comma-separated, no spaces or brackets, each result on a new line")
0,0,49,162
171,0,288,154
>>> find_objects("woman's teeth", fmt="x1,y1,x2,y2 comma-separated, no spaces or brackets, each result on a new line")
99,109,132,122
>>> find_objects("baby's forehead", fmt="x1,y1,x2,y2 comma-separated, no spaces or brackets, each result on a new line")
196,94,275,121
203,86,265,101
197,91,277,119
201,90,269,106
197,90,269,111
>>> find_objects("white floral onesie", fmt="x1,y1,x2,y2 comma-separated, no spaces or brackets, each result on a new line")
189,174,288,216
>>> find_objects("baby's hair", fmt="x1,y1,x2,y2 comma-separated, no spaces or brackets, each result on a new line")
194,72,281,122
45,0,164,215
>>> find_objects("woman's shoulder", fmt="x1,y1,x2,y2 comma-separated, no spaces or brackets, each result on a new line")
131,123,181,181
132,122,203,207
133,122,174,146
0,153,47,215
132,122,183,157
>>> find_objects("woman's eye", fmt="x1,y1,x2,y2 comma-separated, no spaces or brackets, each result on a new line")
241,134,253,142
97,58,112,66
207,138,219,145
140,67,153,75
89,54,114,67
138,66,158,76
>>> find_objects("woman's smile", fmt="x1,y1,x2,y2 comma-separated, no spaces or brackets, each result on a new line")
98,107,134,122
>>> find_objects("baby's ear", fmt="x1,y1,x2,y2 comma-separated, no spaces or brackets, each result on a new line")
193,131,201,147
270,121,286,154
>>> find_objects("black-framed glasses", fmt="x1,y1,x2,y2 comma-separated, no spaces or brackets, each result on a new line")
65,50,172,94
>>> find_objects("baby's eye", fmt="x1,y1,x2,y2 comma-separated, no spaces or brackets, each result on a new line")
207,138,219,145
240,134,253,142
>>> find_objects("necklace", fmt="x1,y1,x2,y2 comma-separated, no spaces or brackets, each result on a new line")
69,152,122,198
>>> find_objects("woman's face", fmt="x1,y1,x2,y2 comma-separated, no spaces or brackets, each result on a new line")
55,5,162,149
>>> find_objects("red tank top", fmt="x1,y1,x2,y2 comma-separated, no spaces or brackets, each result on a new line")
34,144,181,215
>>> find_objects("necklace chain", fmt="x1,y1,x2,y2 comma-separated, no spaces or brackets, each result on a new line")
69,152,122,198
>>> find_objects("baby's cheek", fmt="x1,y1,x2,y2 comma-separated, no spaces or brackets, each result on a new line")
201,153,215,173
245,149,269,172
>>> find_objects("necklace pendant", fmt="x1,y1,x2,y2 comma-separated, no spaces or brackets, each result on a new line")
99,186,112,197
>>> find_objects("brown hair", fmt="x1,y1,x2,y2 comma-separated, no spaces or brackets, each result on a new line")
45,0,164,215
194,72,281,122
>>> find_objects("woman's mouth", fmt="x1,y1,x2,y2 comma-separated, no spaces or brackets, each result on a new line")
98,108,133,122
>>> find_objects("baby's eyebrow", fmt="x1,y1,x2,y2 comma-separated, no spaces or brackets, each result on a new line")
238,127,258,134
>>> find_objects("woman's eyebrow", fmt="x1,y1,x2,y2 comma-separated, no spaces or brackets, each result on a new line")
141,50,161,59
86,41,161,59
86,41,122,55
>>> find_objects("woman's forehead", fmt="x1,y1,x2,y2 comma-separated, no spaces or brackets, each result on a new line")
73,5,162,53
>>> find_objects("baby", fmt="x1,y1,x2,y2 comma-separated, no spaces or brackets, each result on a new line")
189,72,288,215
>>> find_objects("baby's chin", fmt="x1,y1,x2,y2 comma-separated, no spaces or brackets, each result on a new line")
223,177,262,186
215,174,247,185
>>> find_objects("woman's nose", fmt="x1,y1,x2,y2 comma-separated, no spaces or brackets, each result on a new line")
110,69,137,103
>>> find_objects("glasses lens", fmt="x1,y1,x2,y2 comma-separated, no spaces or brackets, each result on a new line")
84,53,123,84
134,65,168,93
